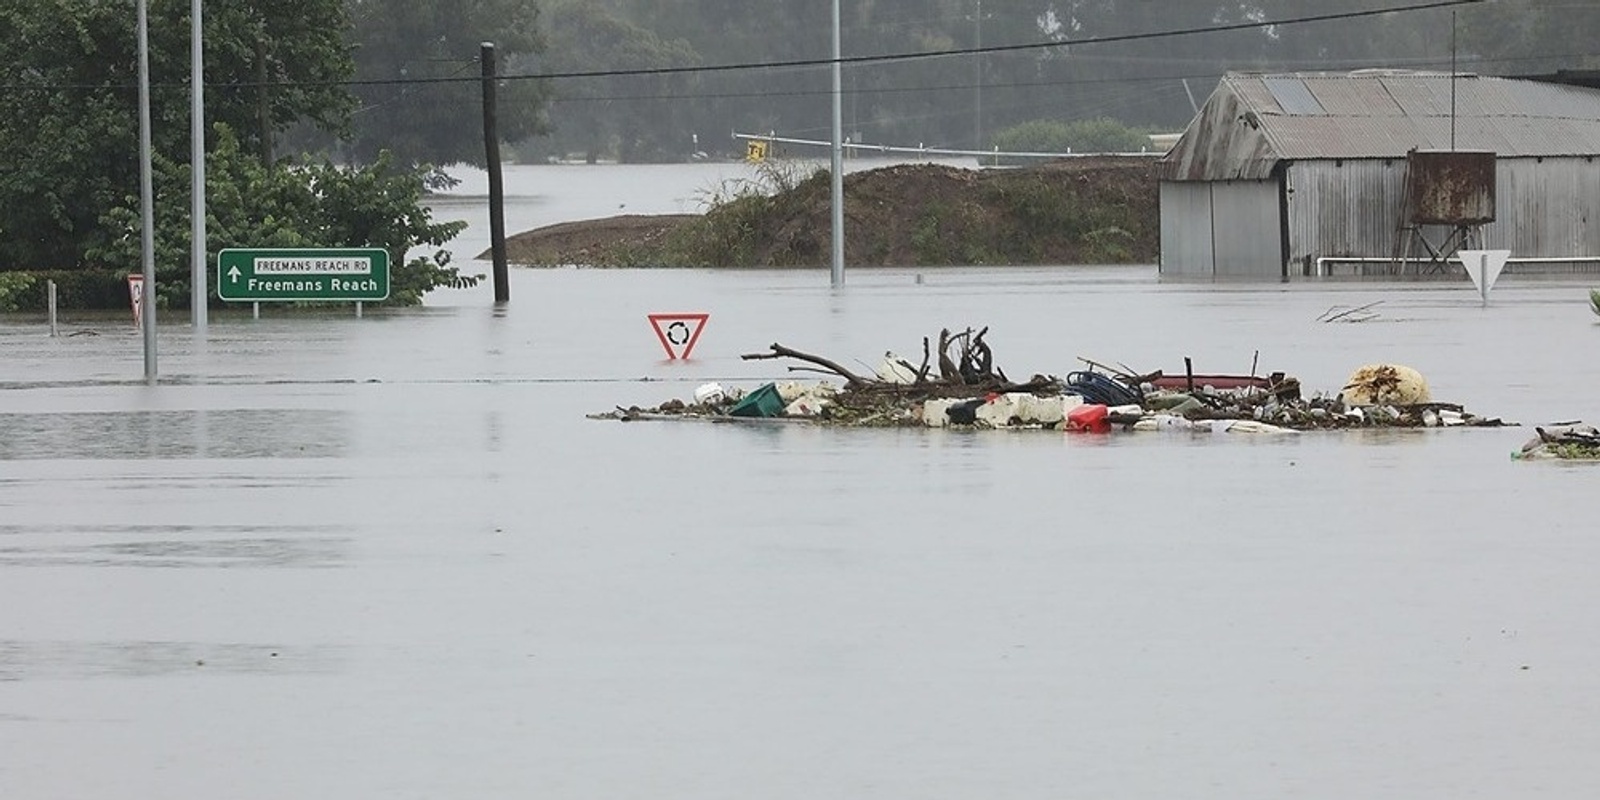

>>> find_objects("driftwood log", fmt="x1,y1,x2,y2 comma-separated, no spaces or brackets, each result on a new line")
740,328,1056,405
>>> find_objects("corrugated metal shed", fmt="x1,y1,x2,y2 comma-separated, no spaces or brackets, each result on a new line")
1163,71,1600,180
1280,157,1600,270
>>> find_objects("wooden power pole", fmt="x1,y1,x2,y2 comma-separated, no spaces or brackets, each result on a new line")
481,42,510,303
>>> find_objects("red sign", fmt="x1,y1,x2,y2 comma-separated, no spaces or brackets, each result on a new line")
647,312,709,360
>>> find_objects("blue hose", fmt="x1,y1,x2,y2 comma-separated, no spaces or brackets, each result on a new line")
1065,371,1143,407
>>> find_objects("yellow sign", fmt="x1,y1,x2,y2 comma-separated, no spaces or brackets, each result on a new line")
745,139,769,163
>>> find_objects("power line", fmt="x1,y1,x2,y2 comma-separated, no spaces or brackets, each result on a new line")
0,0,1489,93
327,0,1496,88
536,50,1598,108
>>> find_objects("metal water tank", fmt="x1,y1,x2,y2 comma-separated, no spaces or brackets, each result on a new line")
1407,149,1496,224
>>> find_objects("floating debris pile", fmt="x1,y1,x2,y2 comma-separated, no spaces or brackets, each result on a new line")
1513,424,1600,461
590,327,1512,432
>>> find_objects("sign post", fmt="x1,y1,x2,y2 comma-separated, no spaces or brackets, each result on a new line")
218,248,390,304
1457,249,1510,307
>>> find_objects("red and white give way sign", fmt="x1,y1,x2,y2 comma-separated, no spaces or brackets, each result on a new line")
647,312,709,359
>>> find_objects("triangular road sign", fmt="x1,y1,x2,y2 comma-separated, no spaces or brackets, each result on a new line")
1457,249,1510,302
647,312,710,360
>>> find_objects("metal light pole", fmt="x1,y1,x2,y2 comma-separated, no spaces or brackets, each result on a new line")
829,0,845,286
137,0,158,382
191,0,207,333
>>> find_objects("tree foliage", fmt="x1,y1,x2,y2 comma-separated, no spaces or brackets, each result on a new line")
89,126,471,307
0,0,354,271
0,0,473,306
529,1,702,163
541,0,1583,160
991,118,1152,155
1459,0,1600,74
343,0,549,167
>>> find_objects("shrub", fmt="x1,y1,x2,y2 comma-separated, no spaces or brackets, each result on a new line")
992,118,1153,155
86,125,472,309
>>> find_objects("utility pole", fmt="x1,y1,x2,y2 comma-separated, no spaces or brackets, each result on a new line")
973,0,983,151
191,0,207,333
137,0,157,382
829,0,844,286
481,42,510,303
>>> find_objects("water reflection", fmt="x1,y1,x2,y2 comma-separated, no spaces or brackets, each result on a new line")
0,524,351,569
0,639,340,681
0,410,351,460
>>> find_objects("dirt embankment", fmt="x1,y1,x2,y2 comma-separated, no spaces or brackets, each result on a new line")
494,156,1160,268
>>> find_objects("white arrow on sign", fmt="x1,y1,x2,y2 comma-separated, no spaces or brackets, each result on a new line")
1457,249,1510,305
228,265,242,283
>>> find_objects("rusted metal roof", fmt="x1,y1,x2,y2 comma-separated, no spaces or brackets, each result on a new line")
1162,71,1600,181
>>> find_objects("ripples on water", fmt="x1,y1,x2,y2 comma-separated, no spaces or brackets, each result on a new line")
1,165,1598,797
0,410,351,460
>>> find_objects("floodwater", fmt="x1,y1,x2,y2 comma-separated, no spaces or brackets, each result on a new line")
2,162,1599,799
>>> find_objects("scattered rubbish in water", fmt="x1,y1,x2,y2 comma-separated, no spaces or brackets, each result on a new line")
728,382,784,418
693,382,726,405
1318,301,1384,323
1513,423,1600,461
590,327,1517,436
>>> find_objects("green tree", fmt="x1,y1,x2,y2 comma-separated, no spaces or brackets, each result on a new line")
533,1,702,163
992,117,1151,154
1460,0,1600,74
89,126,472,307
609,0,836,154
0,0,354,271
343,0,549,166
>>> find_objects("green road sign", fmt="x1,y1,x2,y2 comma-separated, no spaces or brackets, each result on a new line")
217,248,390,302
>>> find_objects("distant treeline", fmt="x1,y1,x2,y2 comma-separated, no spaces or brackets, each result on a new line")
519,0,1592,163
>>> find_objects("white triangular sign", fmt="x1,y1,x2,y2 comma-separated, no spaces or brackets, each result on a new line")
1457,249,1510,300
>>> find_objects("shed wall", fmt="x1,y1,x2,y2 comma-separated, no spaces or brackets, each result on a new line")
1158,182,1214,277
1158,180,1282,278
1493,157,1600,255
1210,181,1283,277
1285,159,1406,269
1284,156,1600,269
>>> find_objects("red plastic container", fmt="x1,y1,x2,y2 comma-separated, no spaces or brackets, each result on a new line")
1065,403,1111,433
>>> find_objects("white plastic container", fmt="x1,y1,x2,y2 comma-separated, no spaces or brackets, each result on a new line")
692,382,725,405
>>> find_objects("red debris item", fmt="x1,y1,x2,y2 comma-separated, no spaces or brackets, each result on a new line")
1065,403,1111,433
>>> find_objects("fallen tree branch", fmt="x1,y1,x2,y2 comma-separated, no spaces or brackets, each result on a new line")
743,328,1037,398
741,343,872,387
1318,301,1383,323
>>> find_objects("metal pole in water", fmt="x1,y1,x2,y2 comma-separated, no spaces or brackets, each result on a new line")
48,280,58,337
1480,253,1489,307
137,0,158,383
190,0,207,334
829,0,845,287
